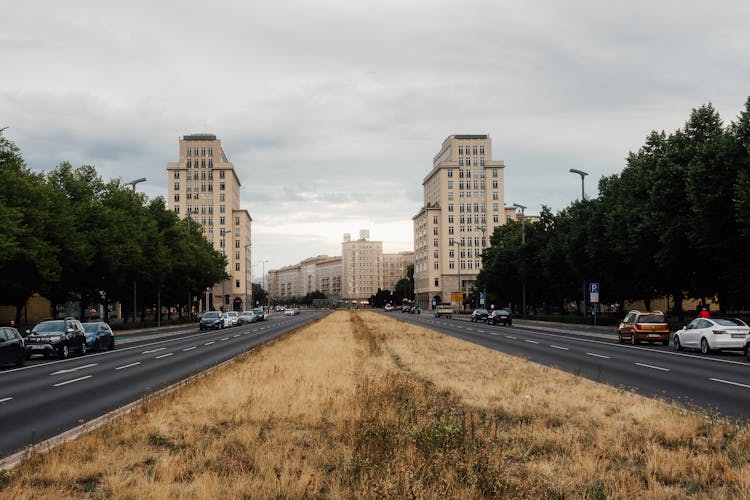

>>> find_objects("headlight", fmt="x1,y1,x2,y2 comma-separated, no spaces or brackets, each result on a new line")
49,336,61,342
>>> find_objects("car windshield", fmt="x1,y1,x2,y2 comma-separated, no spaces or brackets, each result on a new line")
712,318,748,327
475,309,488,314
241,312,253,316
227,312,237,317
83,323,104,333
253,308,263,314
495,310,510,315
637,314,665,324
32,321,65,333
203,312,219,319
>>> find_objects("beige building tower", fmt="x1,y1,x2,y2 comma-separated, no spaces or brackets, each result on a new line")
413,134,506,311
167,134,253,312
268,255,342,302
341,231,383,304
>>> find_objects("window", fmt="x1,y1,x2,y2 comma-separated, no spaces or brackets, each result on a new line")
219,170,225,179
448,215,454,223
458,146,463,154
448,204,453,212
493,214,499,223
208,158,213,167
220,182,225,191
173,194,180,202
448,192,453,200
186,148,192,157
433,250,438,258
235,217,240,225
201,159,206,167
208,147,213,156
433,239,438,247
433,216,438,224
235,240,240,248
447,181,453,189
220,205,225,213
458,158,464,166
186,159,192,168
174,206,180,214
492,180,498,188
449,260,455,269
492,169,498,177
492,192,499,200
480,145,485,154
173,182,180,190
433,227,438,235
472,146,478,155
433,262,439,269
194,147,198,156
220,239,225,248
448,169,453,177
480,157,485,166
173,171,180,179
201,147,206,156
434,279,439,287
220,216,225,225
493,203,499,212
219,194,225,201
448,226,454,234
236,280,241,288
235,263,241,271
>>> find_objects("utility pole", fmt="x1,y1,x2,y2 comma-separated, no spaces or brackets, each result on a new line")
513,203,526,318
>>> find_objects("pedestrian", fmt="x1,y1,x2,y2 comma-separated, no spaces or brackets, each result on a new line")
699,306,710,318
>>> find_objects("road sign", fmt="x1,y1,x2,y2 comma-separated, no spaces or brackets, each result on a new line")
589,282,600,303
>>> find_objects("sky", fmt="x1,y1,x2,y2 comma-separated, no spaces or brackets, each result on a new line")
3,0,750,279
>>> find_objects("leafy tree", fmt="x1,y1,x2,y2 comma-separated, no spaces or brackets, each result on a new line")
252,282,268,307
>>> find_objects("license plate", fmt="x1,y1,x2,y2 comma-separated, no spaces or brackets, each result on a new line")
731,334,745,339
648,334,661,338
31,345,46,350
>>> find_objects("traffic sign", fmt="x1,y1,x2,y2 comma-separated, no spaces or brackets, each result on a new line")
589,282,600,303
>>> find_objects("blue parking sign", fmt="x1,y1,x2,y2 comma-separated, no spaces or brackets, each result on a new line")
589,282,600,303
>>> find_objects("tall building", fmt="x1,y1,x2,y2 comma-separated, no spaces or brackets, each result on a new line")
268,255,342,301
342,231,383,304
412,134,506,311
167,134,253,312
382,251,415,291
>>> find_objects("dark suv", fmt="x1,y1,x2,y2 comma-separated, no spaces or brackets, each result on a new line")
487,309,512,326
25,318,87,359
0,327,25,367
470,309,490,322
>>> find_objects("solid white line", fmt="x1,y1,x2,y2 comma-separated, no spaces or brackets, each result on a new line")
709,378,750,389
205,341,215,345
635,362,670,372
0,397,12,403
51,363,98,375
183,346,197,351
115,362,141,370
506,335,517,339
156,353,173,359
142,347,166,354
586,352,611,359
550,345,568,351
525,340,539,344
53,375,92,387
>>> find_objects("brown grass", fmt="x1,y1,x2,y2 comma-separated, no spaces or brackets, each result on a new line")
2,310,750,498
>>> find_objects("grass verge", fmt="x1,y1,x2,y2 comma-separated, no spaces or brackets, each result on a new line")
1,311,749,498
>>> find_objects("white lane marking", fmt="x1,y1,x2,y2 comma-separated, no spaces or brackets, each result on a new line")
550,345,569,351
51,363,98,375
183,346,197,351
506,335,517,339
525,340,539,344
115,362,141,370
220,337,229,341
142,347,166,354
709,378,750,389
156,353,174,359
205,341,215,346
233,334,240,338
635,362,670,372
53,375,92,387
0,397,12,403
586,352,611,359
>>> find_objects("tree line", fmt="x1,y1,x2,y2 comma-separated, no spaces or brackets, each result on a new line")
477,98,750,320
0,129,228,325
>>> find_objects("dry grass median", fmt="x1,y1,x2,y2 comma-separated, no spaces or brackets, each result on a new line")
1,310,749,498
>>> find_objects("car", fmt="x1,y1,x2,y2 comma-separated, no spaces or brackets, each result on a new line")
673,317,750,354
224,311,240,327
199,311,225,330
434,303,453,318
284,308,299,316
471,308,490,322
238,311,257,325
618,310,669,345
402,306,411,313
25,318,87,359
745,336,750,360
252,308,267,322
487,309,512,326
410,306,422,315
82,322,115,351
0,327,25,367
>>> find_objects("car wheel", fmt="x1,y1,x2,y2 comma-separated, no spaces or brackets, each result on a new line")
700,338,711,355
60,344,69,359
507,321,512,326
618,332,624,344
673,336,682,351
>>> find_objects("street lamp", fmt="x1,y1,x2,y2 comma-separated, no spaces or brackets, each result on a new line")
126,178,147,323
450,239,463,311
569,169,588,201
512,203,526,318
476,225,488,308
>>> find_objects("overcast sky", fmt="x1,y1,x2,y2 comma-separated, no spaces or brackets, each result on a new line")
3,0,750,278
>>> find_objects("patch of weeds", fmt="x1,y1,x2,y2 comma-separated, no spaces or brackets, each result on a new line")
148,433,183,452
76,474,102,493
0,470,10,491
584,480,607,500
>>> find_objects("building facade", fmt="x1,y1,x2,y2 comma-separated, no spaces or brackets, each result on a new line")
412,134,506,311
268,255,342,302
167,134,253,312
382,251,415,291
341,231,383,304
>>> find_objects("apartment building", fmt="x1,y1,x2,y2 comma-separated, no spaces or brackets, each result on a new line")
167,134,253,312
268,255,342,301
412,134,506,311
342,231,383,304
382,251,415,291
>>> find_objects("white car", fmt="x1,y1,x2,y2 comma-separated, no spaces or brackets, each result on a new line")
224,311,239,327
673,317,750,354
284,308,299,316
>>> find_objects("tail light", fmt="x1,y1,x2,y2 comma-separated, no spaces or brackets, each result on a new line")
713,330,727,335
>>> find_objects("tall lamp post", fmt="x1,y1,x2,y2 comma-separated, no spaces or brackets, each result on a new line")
451,240,462,311
512,203,526,318
569,168,589,315
569,169,588,201
476,225,488,308
125,178,147,323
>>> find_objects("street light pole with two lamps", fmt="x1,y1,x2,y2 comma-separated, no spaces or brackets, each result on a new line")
125,178,147,323
512,203,526,318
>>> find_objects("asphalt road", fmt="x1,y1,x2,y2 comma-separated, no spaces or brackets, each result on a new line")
390,312,750,419
0,311,326,459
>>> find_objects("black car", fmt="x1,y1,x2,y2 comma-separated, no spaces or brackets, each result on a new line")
470,308,490,322
487,309,512,326
25,318,87,359
83,322,115,351
0,327,25,367
199,311,225,330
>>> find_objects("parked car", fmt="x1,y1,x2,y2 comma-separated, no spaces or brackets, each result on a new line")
410,306,422,315
434,303,453,318
252,308,267,322
487,309,512,326
25,318,87,359
199,311,225,330
224,311,239,327
673,317,750,354
82,322,115,351
0,327,25,367
745,336,750,360
284,308,299,316
471,308,490,322
618,310,669,345
239,311,257,325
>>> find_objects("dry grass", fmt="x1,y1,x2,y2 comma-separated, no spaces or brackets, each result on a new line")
2,310,750,498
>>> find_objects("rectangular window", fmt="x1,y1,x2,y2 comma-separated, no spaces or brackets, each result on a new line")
236,280,241,288
492,180,498,188
220,170,225,179
458,158,464,166
173,182,180,190
448,204,453,212
186,148,192,157
433,227,438,235
492,192,499,200
186,159,192,168
448,192,453,200
447,169,453,177
173,194,180,202
493,203,499,212
220,205,225,213
219,194,224,201
434,279,439,287
493,214,499,223
433,216,438,224
235,217,240,225
220,216,225,225
448,226,454,234
448,215,454,223
220,239,225,248
174,206,180,214
235,240,240,248
492,169,498,177
447,181,453,189
208,147,213,156
220,182,225,191
433,239,438,247
235,263,241,271
480,146,485,154
173,171,180,179
433,262,439,269
201,147,206,156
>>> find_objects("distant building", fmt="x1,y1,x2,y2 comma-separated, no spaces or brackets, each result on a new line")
167,134,253,312
413,134,506,311
268,255,342,302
